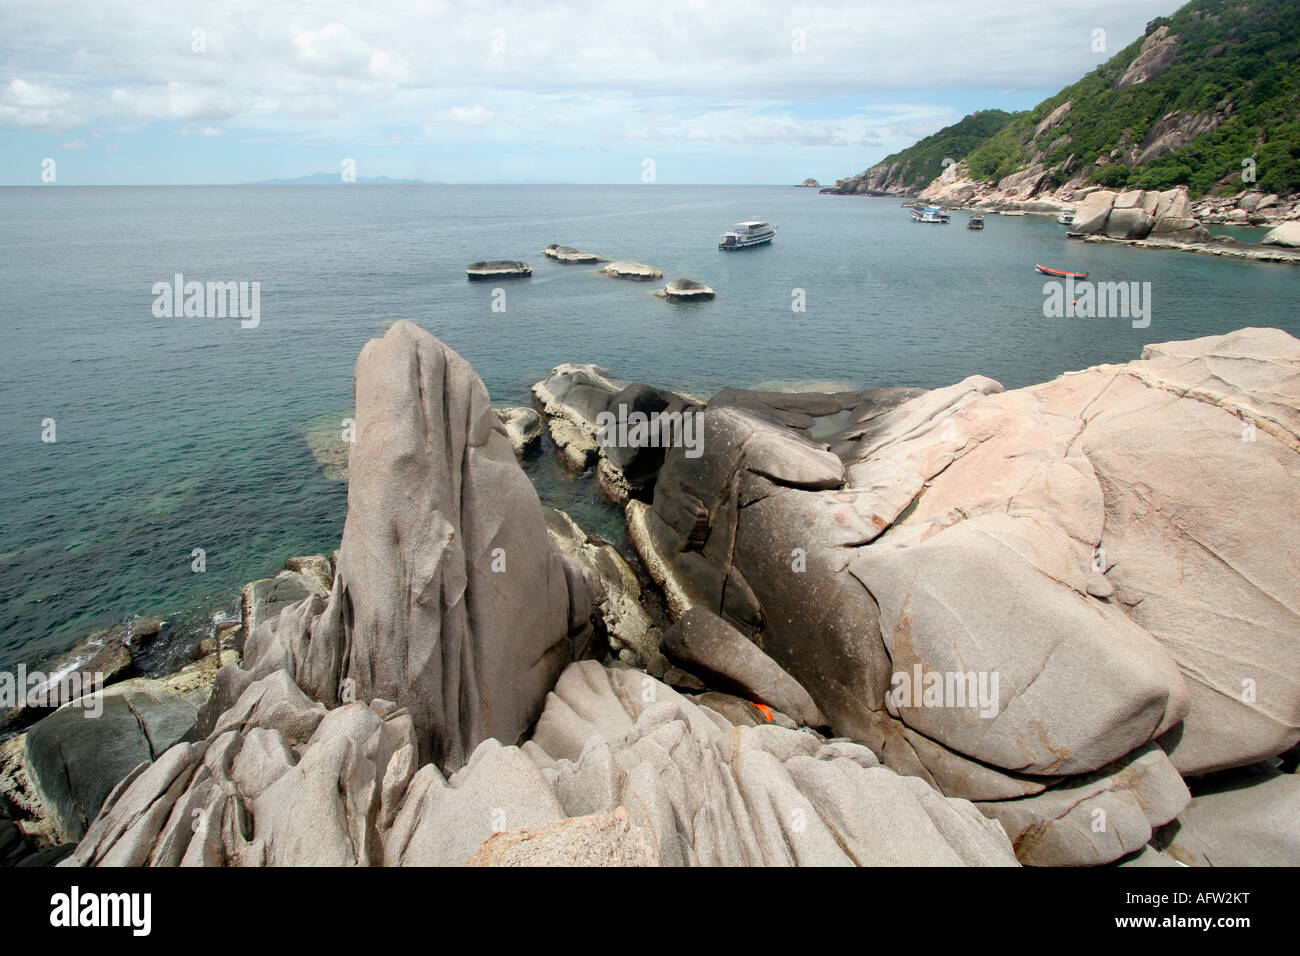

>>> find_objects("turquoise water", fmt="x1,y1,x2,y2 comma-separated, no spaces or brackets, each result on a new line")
1,184,1297,668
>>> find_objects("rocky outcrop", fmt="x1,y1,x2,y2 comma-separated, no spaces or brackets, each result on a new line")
494,406,542,457
1116,25,1179,88
531,363,702,502
820,162,913,197
797,178,820,188
1194,192,1299,226
628,328,1300,864
466,260,531,280
655,279,715,302
466,805,659,866
23,678,204,844
1067,186,1209,241
65,659,1018,866
543,245,606,264
598,261,662,281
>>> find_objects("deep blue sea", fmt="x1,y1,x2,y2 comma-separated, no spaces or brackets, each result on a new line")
1,184,1296,669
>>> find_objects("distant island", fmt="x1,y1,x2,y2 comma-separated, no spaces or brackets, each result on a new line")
797,178,820,188
245,173,443,185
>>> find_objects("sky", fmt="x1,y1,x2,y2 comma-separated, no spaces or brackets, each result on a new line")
0,0,1183,186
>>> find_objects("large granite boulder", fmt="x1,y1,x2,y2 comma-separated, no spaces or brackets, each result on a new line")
628,328,1300,862
239,321,597,771
1159,767,1300,866
1261,221,1300,248
466,806,659,866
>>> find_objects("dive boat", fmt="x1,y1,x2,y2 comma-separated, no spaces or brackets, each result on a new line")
1035,264,1089,279
967,216,985,230
1058,211,1075,225
719,221,776,250
910,205,948,224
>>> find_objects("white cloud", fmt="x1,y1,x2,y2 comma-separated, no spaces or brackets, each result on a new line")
434,105,495,126
0,0,1176,172
58,138,87,150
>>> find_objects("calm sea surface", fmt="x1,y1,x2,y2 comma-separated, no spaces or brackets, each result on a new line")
1,184,1296,668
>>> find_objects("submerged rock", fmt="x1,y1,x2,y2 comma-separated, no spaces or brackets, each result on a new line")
542,244,606,264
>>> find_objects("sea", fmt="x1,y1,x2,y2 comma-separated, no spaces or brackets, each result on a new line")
1,183,1296,671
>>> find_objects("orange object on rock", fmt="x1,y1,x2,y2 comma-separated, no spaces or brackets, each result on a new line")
750,702,774,721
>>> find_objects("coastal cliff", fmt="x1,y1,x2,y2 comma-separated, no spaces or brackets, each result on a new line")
824,0,1300,227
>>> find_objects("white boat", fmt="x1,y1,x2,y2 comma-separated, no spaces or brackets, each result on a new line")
1058,211,1075,225
719,220,776,250
910,205,949,224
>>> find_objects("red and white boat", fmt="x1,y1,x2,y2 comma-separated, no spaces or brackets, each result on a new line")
1035,264,1089,279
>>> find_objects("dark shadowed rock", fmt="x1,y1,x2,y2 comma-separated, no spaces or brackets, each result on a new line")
25,678,202,842
662,606,827,728
532,363,702,502
655,279,716,301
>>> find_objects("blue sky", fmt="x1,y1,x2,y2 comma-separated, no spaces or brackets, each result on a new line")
1,0,1181,186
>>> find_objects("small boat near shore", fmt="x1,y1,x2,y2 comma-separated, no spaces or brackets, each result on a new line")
967,216,985,230
719,221,776,250
1058,211,1075,225
1035,264,1090,279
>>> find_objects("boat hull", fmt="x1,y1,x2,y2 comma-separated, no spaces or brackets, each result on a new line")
1035,264,1089,279
719,234,775,250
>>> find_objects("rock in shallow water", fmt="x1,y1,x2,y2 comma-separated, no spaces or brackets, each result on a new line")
598,260,662,281
466,260,531,280
655,279,715,301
